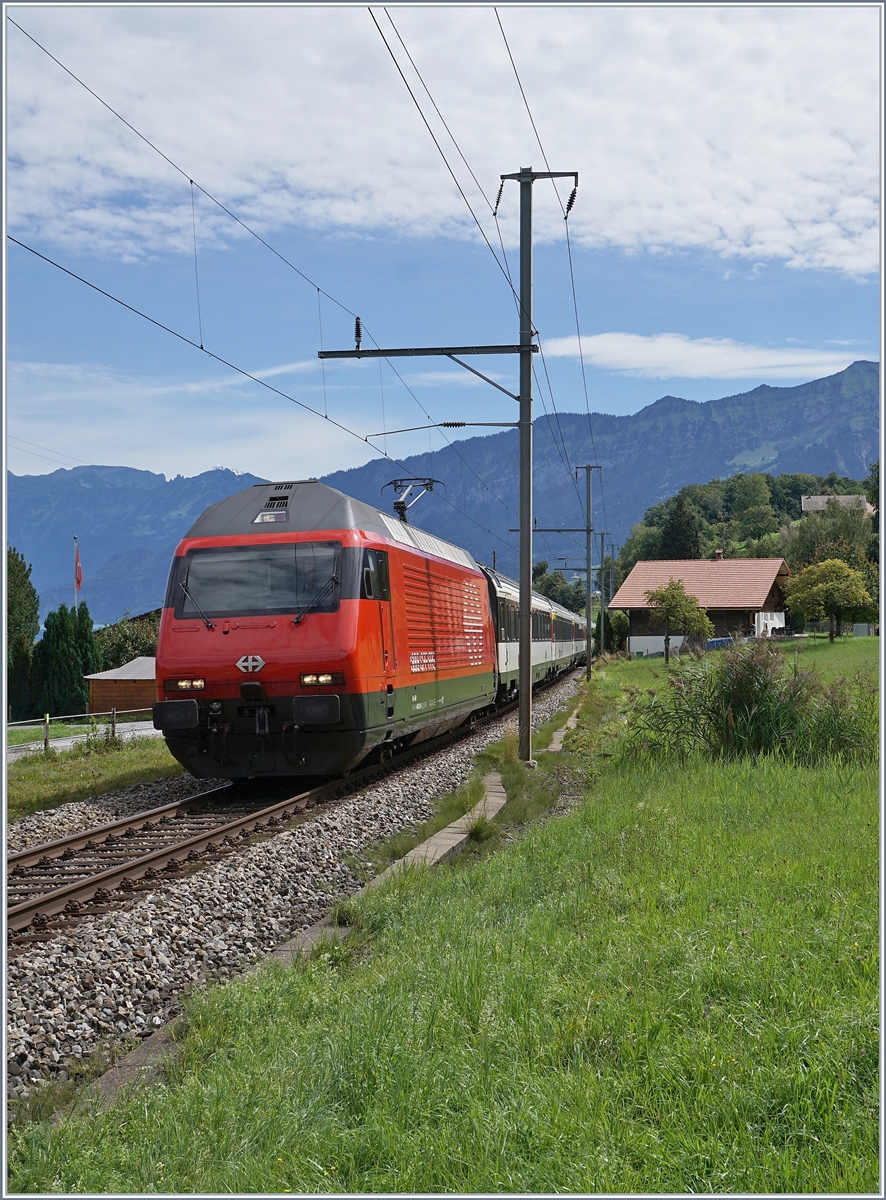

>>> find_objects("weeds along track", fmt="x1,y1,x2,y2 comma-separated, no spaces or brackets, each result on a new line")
6,683,560,955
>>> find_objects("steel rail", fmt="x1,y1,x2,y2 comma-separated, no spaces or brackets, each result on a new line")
7,785,235,871
6,707,505,935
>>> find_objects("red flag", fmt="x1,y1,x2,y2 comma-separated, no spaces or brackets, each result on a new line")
74,541,83,592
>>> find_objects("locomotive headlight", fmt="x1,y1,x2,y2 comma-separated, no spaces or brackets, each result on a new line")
166,678,205,691
301,674,319,685
317,673,334,685
300,672,344,686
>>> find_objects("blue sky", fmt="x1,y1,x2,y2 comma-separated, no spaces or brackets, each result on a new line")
4,4,881,484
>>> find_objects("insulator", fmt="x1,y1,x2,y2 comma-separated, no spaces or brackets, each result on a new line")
440,421,466,428
493,181,505,217
564,186,578,218
354,316,363,350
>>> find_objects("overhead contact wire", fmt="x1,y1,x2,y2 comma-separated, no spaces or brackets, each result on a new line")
189,181,204,349
8,235,513,549
495,5,609,532
367,7,518,302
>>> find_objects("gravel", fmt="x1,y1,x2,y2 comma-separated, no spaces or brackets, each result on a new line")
6,675,581,1101
6,777,230,854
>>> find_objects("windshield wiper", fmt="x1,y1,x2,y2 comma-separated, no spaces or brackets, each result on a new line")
179,580,216,630
292,574,339,626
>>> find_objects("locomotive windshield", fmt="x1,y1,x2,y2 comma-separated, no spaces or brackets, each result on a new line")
169,541,342,618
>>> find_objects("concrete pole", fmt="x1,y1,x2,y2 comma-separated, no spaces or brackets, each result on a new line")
518,167,534,763
576,465,594,676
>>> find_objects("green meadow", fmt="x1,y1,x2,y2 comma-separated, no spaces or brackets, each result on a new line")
8,638,879,1193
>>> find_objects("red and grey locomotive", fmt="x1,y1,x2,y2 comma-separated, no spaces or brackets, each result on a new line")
152,480,585,778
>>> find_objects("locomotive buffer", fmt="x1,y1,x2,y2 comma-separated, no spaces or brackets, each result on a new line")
320,166,578,763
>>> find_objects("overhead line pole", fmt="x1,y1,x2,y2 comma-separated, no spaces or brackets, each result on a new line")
501,166,578,762
575,465,600,676
320,164,576,764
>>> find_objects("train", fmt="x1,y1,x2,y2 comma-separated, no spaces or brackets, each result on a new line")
152,479,586,778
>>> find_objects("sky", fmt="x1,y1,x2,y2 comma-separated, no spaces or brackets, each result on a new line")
4,2,882,488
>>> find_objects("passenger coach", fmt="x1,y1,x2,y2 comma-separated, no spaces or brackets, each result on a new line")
153,480,585,778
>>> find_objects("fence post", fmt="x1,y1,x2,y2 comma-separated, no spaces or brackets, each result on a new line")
43,713,50,752
111,707,117,739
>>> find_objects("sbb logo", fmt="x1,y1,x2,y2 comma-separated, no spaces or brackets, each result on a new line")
236,655,265,673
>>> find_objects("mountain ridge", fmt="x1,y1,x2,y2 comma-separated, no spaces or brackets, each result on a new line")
8,361,878,624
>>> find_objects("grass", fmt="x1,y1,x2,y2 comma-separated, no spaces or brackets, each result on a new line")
6,736,185,821
7,723,93,746
8,659,877,1193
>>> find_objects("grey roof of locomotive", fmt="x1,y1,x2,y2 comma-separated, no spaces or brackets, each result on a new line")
183,480,478,571
184,481,584,628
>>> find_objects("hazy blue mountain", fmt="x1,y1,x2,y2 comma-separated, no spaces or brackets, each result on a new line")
323,360,879,577
7,361,878,621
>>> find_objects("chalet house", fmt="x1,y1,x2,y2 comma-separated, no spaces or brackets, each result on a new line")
85,656,156,714
609,557,790,657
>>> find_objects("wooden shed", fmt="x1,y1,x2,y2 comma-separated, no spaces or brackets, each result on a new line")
609,558,790,656
85,656,156,714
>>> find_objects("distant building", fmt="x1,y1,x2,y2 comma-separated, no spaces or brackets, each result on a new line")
801,494,874,514
609,557,790,657
85,656,156,713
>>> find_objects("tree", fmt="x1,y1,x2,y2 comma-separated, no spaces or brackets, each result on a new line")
725,472,771,516
644,578,715,664
75,602,101,679
784,559,873,643
594,607,628,655
659,496,702,559
33,601,100,716
780,495,872,569
738,503,778,541
865,460,878,566
95,610,161,671
7,547,40,719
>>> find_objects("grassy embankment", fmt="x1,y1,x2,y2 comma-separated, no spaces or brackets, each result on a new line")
8,640,879,1192
6,737,184,822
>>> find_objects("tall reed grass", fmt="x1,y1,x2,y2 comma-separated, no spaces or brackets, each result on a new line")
623,641,877,764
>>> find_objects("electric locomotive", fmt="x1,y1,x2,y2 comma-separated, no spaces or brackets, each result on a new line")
153,480,586,778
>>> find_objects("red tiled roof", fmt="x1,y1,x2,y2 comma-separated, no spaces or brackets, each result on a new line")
610,559,790,612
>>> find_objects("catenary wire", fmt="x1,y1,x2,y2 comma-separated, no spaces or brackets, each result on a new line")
189,180,204,349
380,7,521,316
8,436,93,469
7,14,517,538
494,6,609,532
368,7,518,302
8,235,515,550
383,8,496,213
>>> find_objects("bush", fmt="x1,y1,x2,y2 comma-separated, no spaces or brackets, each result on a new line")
623,641,876,765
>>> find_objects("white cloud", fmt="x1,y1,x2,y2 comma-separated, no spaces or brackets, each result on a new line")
542,332,874,380
5,5,879,274
4,359,376,480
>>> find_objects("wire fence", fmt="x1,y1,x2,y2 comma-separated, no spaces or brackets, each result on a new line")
7,708,155,751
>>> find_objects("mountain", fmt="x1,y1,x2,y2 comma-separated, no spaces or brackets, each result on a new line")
322,360,879,576
7,361,878,621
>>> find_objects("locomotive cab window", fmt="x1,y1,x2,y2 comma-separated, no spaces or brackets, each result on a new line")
169,541,342,618
360,549,390,600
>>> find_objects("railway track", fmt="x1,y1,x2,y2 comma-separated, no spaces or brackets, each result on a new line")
6,689,540,953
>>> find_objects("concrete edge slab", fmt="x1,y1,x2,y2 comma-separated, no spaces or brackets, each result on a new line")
545,699,583,753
